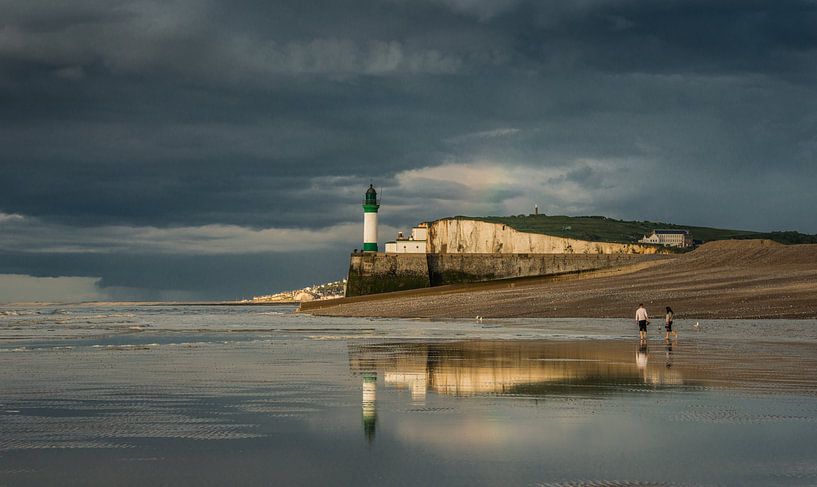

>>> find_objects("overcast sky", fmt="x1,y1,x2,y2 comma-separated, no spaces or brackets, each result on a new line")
1,0,816,301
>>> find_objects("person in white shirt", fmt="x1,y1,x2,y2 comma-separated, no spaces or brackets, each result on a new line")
635,303,649,342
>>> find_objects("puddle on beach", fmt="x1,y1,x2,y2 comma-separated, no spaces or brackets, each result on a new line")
1,305,816,486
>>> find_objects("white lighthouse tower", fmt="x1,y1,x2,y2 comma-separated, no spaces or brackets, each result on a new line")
362,184,380,252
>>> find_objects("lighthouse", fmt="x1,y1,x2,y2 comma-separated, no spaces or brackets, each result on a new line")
362,184,380,252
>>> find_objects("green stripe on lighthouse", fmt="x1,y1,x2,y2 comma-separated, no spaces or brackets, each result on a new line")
363,243,378,251
363,204,379,212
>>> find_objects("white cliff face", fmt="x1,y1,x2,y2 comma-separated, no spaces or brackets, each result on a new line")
427,219,662,254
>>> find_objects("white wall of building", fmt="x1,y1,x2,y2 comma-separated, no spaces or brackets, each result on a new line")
385,224,429,253
387,241,427,253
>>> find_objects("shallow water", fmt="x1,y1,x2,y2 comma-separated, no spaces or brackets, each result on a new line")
1,305,816,486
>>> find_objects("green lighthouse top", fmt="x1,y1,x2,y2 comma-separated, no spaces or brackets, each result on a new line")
365,184,377,202
363,184,380,211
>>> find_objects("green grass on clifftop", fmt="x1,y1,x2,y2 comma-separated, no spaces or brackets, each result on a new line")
450,215,817,245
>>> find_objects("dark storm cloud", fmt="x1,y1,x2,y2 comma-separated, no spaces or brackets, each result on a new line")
1,0,815,299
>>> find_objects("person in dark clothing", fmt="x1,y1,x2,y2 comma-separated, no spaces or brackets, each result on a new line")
664,306,677,340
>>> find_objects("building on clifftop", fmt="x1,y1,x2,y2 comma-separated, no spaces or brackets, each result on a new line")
639,229,693,248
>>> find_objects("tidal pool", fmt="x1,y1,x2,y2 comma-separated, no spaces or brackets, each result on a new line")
1,305,816,486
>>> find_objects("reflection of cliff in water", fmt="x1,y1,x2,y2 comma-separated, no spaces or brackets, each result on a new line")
349,340,683,400
349,340,684,397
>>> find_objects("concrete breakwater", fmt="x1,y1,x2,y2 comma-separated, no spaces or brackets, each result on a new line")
345,252,665,297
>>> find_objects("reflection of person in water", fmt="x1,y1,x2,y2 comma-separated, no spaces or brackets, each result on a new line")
362,373,377,444
636,342,648,370
664,341,673,369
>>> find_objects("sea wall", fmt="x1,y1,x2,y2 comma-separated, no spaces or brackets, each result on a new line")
428,218,662,254
346,253,430,297
346,252,661,297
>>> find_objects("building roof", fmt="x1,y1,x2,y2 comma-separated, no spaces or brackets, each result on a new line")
654,229,689,234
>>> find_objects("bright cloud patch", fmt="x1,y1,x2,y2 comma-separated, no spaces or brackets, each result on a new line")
388,159,640,220
0,212,24,223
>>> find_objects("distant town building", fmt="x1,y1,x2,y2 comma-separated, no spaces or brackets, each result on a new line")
384,223,428,253
639,229,693,248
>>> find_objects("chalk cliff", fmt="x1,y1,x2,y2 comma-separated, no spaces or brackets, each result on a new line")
427,218,663,254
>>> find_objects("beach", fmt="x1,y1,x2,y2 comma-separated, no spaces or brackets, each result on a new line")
302,240,817,319
1,305,816,486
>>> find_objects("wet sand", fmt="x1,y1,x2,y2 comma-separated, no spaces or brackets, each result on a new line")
303,240,817,319
1,306,816,486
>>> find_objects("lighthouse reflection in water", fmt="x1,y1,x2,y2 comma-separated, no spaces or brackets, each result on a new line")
361,372,377,443
351,340,685,415
351,339,692,442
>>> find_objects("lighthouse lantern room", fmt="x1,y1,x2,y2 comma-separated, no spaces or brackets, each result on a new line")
362,184,380,252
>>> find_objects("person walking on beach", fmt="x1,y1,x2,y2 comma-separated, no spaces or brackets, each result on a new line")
664,306,677,340
636,303,649,342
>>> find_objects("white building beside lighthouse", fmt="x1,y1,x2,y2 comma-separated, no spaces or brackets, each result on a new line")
362,184,380,252
384,223,428,253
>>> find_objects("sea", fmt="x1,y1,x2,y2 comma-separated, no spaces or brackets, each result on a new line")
1,304,816,486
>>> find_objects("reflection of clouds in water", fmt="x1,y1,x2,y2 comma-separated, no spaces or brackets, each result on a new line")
0,391,264,452
388,399,659,455
0,334,347,452
393,418,526,449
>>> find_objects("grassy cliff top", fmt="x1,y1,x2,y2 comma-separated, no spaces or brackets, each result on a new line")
444,215,817,245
